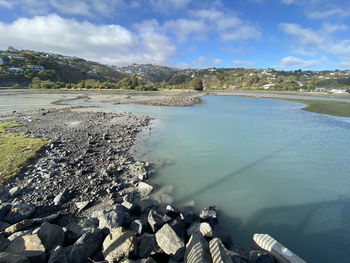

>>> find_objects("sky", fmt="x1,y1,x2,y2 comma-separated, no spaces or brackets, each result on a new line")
0,0,350,70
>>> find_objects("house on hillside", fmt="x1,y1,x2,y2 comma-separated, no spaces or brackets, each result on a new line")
7,67,24,74
28,65,45,71
315,88,326,92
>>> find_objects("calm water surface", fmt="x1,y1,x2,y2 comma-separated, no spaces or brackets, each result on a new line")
2,92,350,262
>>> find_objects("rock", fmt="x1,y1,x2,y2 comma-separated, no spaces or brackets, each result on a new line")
249,250,276,263
7,230,32,242
200,222,213,237
155,223,185,261
0,235,10,252
165,205,180,219
184,233,212,263
209,237,233,263
69,228,103,263
4,219,36,236
180,208,198,227
0,252,30,263
0,221,10,232
5,234,46,263
187,222,201,236
74,201,89,213
53,190,70,205
137,233,160,258
4,204,35,224
102,227,136,262
138,182,153,197
9,187,21,197
37,222,65,253
122,200,141,215
129,219,144,235
48,246,69,263
147,209,171,233
199,205,220,225
93,207,131,229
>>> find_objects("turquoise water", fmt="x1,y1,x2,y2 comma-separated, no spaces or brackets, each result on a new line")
3,92,349,262
108,96,350,262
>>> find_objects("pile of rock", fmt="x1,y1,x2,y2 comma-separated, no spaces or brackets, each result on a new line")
0,200,277,263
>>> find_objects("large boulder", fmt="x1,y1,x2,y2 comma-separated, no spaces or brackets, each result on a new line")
137,182,153,197
184,233,212,263
69,228,104,263
93,206,131,230
4,204,35,224
102,227,136,262
37,222,65,253
0,203,11,220
155,223,185,261
209,238,233,263
5,234,46,263
200,222,213,237
0,252,29,263
0,221,10,232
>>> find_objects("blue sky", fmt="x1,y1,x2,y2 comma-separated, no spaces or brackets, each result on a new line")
0,0,350,70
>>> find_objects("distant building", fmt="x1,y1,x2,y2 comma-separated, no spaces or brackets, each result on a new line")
7,67,24,74
315,88,326,92
87,71,98,77
263,83,275,90
0,58,3,65
28,65,45,71
331,88,346,94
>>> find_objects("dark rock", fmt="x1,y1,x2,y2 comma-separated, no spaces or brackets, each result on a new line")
179,208,198,227
0,221,10,232
249,250,276,263
0,252,30,263
137,233,160,258
155,223,185,261
37,222,65,253
165,205,180,219
69,228,104,263
48,246,68,263
0,235,10,252
129,219,145,235
53,190,71,206
147,209,171,233
4,204,35,224
185,233,212,263
199,205,220,225
0,203,11,221
122,200,141,216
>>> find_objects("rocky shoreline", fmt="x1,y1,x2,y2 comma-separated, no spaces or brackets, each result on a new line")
0,108,277,263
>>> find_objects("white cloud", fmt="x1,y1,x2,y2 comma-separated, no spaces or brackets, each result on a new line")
193,9,261,41
330,40,350,56
149,0,192,10
307,8,350,19
182,56,222,68
280,56,319,68
0,0,13,8
281,0,296,4
164,18,207,42
233,60,256,67
0,14,176,66
339,61,350,69
49,0,91,16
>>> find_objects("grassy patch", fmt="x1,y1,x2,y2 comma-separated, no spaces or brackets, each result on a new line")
0,121,49,184
284,99,350,117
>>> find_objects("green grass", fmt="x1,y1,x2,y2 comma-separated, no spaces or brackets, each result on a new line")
0,121,49,184
283,99,350,117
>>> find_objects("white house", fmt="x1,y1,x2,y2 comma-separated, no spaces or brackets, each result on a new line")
7,67,24,74
28,65,45,71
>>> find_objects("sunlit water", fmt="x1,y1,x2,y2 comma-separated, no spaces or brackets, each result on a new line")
1,92,350,262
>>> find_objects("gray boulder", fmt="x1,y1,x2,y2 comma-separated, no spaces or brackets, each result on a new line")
199,206,219,225
5,234,46,263
102,227,136,262
37,222,65,253
155,223,185,261
93,206,131,230
0,252,29,263
4,204,35,224
209,238,233,263
184,233,212,263
74,201,89,213
0,203,11,221
200,222,213,237
137,182,153,197
69,228,104,263
130,219,145,235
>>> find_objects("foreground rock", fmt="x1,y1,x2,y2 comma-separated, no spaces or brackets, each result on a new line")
185,233,212,263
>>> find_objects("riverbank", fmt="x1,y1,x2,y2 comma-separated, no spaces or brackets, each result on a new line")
0,108,280,263
212,90,350,117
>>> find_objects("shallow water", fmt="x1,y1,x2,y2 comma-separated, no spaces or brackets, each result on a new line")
2,92,350,262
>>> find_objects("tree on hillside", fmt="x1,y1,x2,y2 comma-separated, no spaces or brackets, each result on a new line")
190,77,203,91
